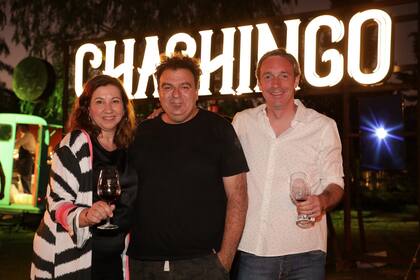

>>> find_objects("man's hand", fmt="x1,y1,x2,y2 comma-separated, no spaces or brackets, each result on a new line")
296,183,344,221
296,195,323,221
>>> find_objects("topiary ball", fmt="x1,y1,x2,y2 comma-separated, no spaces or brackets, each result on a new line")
12,57,54,101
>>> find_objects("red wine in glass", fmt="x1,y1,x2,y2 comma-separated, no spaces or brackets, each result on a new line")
97,167,121,230
290,172,314,229
98,184,120,203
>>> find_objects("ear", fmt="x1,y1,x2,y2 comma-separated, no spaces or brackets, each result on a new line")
294,75,301,89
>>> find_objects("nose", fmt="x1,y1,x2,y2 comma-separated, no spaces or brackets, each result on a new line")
171,87,181,98
272,76,281,87
104,101,114,112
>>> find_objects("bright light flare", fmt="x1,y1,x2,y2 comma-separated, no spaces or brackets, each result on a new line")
375,127,388,140
360,113,404,163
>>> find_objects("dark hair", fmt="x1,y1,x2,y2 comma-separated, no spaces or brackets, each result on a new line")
155,53,202,88
255,48,301,81
17,124,30,132
67,75,136,148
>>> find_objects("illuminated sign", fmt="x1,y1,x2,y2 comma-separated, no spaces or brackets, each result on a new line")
74,9,392,99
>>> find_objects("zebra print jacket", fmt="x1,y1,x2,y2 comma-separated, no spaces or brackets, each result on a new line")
31,129,137,279
31,130,94,279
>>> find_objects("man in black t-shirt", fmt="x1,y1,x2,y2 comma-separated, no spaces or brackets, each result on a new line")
128,53,249,280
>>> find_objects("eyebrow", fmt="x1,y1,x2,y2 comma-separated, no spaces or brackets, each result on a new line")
262,70,290,76
160,82,173,87
93,96,121,100
180,82,192,87
161,82,193,87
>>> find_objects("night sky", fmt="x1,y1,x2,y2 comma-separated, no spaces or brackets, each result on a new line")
0,0,417,89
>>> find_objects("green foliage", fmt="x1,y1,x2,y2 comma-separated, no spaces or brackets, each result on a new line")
0,2,13,86
18,63,64,124
5,0,286,60
359,171,416,211
1,0,294,120
12,57,49,101
12,56,62,123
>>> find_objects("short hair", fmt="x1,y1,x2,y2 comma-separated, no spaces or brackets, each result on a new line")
255,48,301,81
17,124,30,132
155,53,202,88
67,75,136,148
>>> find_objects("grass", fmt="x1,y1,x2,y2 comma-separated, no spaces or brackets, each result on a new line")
0,207,418,279
327,206,419,279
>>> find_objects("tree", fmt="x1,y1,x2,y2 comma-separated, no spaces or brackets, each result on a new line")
0,0,295,121
0,1,13,88
4,0,292,61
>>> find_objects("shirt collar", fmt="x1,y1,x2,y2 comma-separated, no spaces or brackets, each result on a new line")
257,99,308,123
293,99,307,124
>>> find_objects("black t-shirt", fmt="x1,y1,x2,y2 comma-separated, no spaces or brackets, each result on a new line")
127,109,249,260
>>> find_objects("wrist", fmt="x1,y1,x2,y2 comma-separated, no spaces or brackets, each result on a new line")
318,194,327,213
80,208,90,227
217,250,233,270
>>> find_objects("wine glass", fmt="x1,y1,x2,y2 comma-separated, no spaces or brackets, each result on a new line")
289,172,314,229
97,166,121,230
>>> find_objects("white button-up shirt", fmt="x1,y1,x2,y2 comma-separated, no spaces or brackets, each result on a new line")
232,100,344,256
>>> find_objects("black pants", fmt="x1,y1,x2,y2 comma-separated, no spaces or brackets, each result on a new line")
92,232,125,280
129,254,229,280
92,252,123,280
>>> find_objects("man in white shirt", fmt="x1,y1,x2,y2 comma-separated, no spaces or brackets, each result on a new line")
233,48,344,279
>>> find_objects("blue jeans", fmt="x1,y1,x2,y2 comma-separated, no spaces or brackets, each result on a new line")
236,250,326,280
129,254,229,280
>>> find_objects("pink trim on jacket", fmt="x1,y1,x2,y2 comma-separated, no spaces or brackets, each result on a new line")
125,233,130,280
56,202,76,231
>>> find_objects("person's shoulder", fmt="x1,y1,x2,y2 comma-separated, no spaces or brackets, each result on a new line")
197,109,223,120
240,105,263,116
303,106,336,126
199,109,233,126
234,105,263,120
51,130,82,159
136,116,160,133
131,117,160,143
24,131,36,140
60,130,80,144
59,130,89,151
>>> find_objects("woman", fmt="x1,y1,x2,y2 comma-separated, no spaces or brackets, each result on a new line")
31,75,137,280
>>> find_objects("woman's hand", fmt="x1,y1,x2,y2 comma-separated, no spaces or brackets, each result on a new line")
79,201,115,227
147,107,163,119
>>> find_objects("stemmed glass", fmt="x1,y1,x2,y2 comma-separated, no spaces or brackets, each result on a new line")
290,172,314,229
97,166,121,230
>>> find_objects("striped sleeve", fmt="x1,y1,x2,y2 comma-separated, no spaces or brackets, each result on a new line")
48,138,91,247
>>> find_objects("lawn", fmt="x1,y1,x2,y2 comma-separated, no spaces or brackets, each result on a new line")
0,207,418,280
